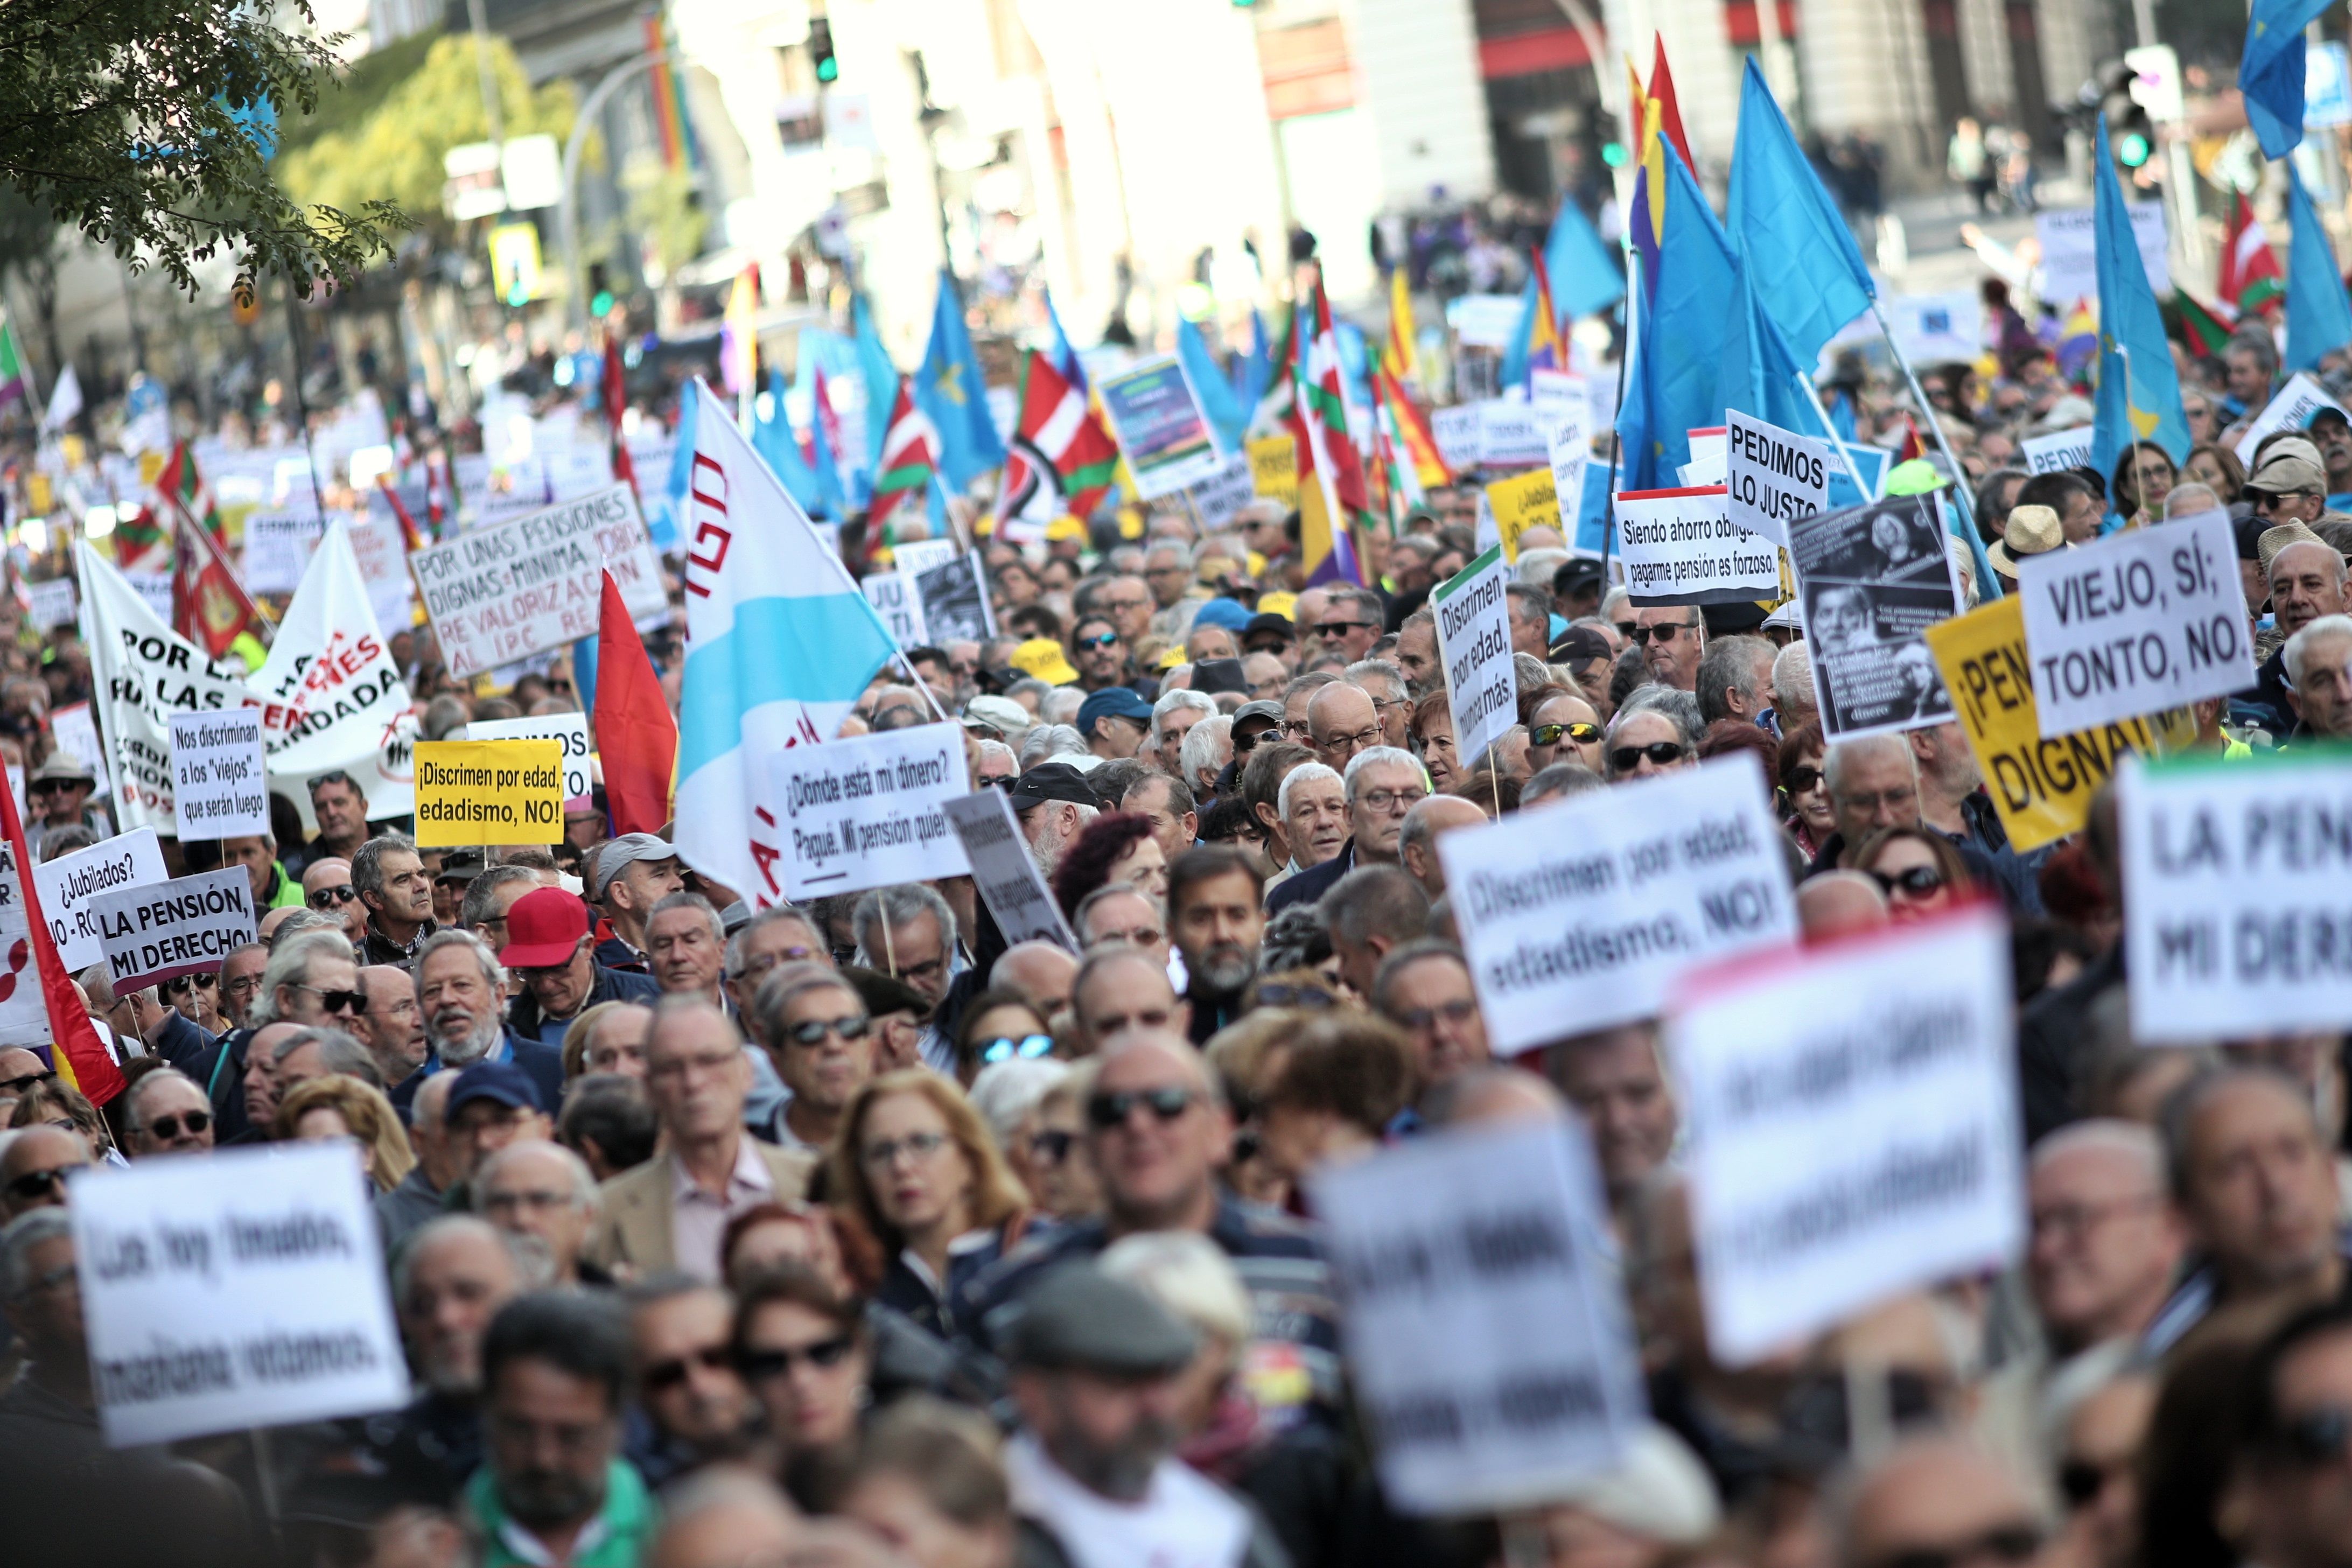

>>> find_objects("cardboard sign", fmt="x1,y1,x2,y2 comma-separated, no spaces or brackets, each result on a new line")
1475,400,1548,469
77,545,253,832
1668,906,2024,1364
1430,547,1518,776
2035,201,2169,307
1923,598,2186,854
2015,509,2252,738
1788,494,1966,739
412,739,564,846
1482,468,1560,563
34,828,168,972
2020,425,2095,475
1430,406,1481,475
1097,356,1224,500
1439,756,1797,1054
409,483,664,678
1725,409,1829,552
92,866,258,992
941,788,1079,951
2120,752,2352,1041
862,571,925,648
766,723,972,900
168,709,270,839
1309,1119,1643,1515
1247,435,1298,506
2234,373,2351,465
1613,486,1781,606
913,551,998,645
25,576,77,630
50,701,114,803
466,713,593,809
72,1142,408,1447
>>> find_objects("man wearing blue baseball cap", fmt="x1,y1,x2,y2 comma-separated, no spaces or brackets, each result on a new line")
1078,687,1154,761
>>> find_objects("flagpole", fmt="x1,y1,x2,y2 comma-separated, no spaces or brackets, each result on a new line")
1796,373,1875,496
1867,298,1978,536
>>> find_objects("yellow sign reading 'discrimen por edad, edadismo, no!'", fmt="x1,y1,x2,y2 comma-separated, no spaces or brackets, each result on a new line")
411,739,565,846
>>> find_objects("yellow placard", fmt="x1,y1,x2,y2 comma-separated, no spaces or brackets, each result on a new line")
59,435,85,471
1247,435,1297,506
138,451,165,486
26,474,51,515
1482,467,1560,563
1922,597,2188,853
412,739,564,846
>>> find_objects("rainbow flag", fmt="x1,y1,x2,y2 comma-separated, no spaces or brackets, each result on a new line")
721,266,758,394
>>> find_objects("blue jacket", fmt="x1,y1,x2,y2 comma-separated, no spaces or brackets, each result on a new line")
389,1031,566,1117
506,964,661,1049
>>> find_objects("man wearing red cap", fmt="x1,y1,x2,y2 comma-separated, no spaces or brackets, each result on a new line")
499,887,662,1053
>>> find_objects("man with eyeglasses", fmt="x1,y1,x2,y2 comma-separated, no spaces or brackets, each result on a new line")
1630,605,1707,691
393,930,566,1118
1074,884,1171,972
1371,942,1489,1125
1070,613,1143,699
623,1277,758,1487
1303,681,1381,775
498,887,661,1054
478,1140,603,1287
849,884,964,1073
196,930,363,1140
302,856,369,945
722,906,832,1017
1091,573,1156,650
1067,948,1189,1055
1345,660,1413,751
748,969,876,1154
1269,746,1425,916
1314,586,1385,664
2023,1122,2182,1378
0,1125,88,1220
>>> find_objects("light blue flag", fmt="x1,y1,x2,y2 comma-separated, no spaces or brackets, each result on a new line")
1542,195,1627,319
752,371,826,515
1726,57,1874,363
1615,140,1739,491
2288,161,2352,371
804,388,848,521
664,378,699,527
1045,288,1089,396
1720,256,1831,440
2244,0,2337,158
674,377,900,905
1235,309,1271,408
851,295,897,475
1500,270,1543,391
916,270,1007,489
2090,116,2190,480
1177,316,1248,452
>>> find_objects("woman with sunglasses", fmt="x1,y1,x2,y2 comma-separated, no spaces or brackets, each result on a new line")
1776,720,1836,861
954,988,1056,1087
733,1263,876,1503
1855,825,1976,923
1523,684,1606,774
829,1070,1033,1340
1021,1060,1103,1222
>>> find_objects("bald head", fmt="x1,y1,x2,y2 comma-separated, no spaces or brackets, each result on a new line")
1399,794,1490,898
0,1124,90,1217
991,941,1081,1020
1842,1441,2038,1568
1798,871,1890,942
1424,1064,1568,1130
1306,682,1379,769
1072,947,1185,1051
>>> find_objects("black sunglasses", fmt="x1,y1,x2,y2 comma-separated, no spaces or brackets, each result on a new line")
5,1166,72,1201
1029,1129,1076,1165
1783,765,1824,793
1629,621,1698,645
293,984,369,1015
0,1068,55,1095
163,974,216,996
1317,620,1377,636
1870,865,1945,898
739,1335,856,1380
307,885,359,908
787,1016,870,1047
1609,742,1685,771
2276,1405,2352,1465
1087,1087,1196,1130
1866,1527,2042,1568
145,1110,211,1140
642,1345,732,1392
981,1033,1054,1064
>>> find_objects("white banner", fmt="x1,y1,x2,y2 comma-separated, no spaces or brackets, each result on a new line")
1546,398,1590,530
1439,756,1797,1054
25,577,76,630
2019,425,2095,476
466,713,593,808
75,545,251,832
1429,547,1517,774
766,723,971,901
1725,409,1829,552
1310,1119,1643,1515
941,789,1079,951
169,709,271,839
34,827,167,972
2234,373,2351,465
1614,486,1781,606
1431,405,1480,474
1476,400,1548,470
241,508,326,596
862,571,926,647
92,866,258,992
1668,906,2024,1364
72,1142,408,1447
409,483,664,678
2035,201,2168,307
0,838,54,1044
2016,508,2253,738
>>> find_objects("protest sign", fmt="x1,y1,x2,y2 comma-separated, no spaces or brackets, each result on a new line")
1788,494,1966,738
1446,292,1526,347
2020,425,2095,475
0,838,52,1045
1439,756,1797,1054
1923,598,2188,853
125,571,176,625
862,571,925,647
1879,291,1982,363
1248,435,1298,505
467,713,592,808
72,1142,408,1447
1430,548,1518,778
1310,1118,1642,1515
345,500,419,634
1430,405,1481,474
25,576,77,630
168,709,270,838
1530,369,1585,419
890,538,960,578
76,545,251,832
92,866,257,992
1546,397,1590,524
2119,752,2352,1041
240,508,326,595
409,483,664,678
412,739,564,847
942,788,1079,951
2232,373,2351,465
1668,905,2024,1364
1476,400,1548,469
1613,486,1781,606
50,700,114,801
34,827,167,971
2036,201,2168,306
914,551,998,645
1185,452,1258,530
2015,508,2251,737
1725,409,1829,551
767,723,971,900
1482,468,1560,562
1679,427,1730,487
1096,356,1224,499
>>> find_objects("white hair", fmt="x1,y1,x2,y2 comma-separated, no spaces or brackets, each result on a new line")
1100,1230,1254,1347
2285,613,2352,684
1342,745,1422,800
1019,723,1087,768
968,1058,1071,1150
1040,687,1086,726
1823,733,1917,795
1150,688,1216,746
1277,761,1343,821
1179,715,1233,788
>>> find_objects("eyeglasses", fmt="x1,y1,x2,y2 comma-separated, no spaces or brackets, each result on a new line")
31,778,86,796
1317,620,1377,638
1870,865,1946,899
1530,722,1601,747
292,984,368,1016
642,1345,732,1392
1629,621,1698,646
1030,1129,1076,1165
163,974,217,997
1098,596,1151,615
1255,983,1338,1009
307,885,359,908
1392,997,1479,1033
0,1067,55,1095
738,1335,857,1380
1783,765,1824,793
981,1033,1055,1065
1076,632,1121,650
1319,726,1381,752
1609,743,1686,771
1355,786,1427,813
5,1166,73,1201
861,1129,951,1168
1864,1525,2043,1568
1087,1087,1197,1130
144,1110,211,1140
482,1188,577,1215
787,1016,870,1047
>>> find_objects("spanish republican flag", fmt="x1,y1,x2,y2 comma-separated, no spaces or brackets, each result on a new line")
0,768,122,1105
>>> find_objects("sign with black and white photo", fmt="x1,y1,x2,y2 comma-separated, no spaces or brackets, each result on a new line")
1613,486,1781,606
942,788,1080,951
72,1142,408,1447
1310,1118,1643,1515
1668,905,2024,1364
1788,494,1966,738
766,723,971,900
92,867,258,992
913,551,998,645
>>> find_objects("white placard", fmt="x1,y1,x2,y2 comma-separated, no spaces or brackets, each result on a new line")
168,709,270,838
1431,405,1481,474
0,838,52,1044
1309,1119,1643,1515
1880,291,1984,364
1096,355,1226,500
861,571,926,648
1546,402,1590,529
2015,508,2252,737
33,827,169,972
1725,409,1829,552
1668,905,2023,1365
890,538,961,578
2234,372,2352,465
2034,201,2169,307
71,1142,408,1447
1446,292,1527,348
240,509,327,596
1439,755,1797,1053
1430,547,1517,774
941,788,1079,951
467,713,593,808
408,483,664,678
1185,453,1258,530
50,700,114,801
92,866,258,992
1613,486,1781,606
77,545,254,832
25,577,77,629
766,722,971,901
1476,400,1548,470
1529,369,1585,419
2120,753,2352,1041
2020,425,2096,475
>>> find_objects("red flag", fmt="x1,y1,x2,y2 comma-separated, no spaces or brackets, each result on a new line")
0,774,123,1106
602,324,629,438
1896,415,1927,464
1647,36,1693,173
593,570,677,835
172,511,269,659
2219,191,2286,314
376,474,426,553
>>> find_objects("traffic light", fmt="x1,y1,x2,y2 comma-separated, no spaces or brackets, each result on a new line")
1600,139,1629,168
588,262,614,319
2100,65,2154,171
809,17,838,83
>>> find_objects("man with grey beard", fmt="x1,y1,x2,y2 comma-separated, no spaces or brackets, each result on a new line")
390,929,564,1117
1007,763,1101,878
1166,846,1264,1045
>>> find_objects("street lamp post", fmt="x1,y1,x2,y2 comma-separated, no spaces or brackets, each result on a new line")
558,49,670,332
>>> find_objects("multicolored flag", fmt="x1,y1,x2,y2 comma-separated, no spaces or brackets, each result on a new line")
721,265,759,395
0,769,123,1106
996,349,1119,542
172,506,269,661
1524,247,1567,380
1376,359,1452,489
1646,34,1693,171
1248,304,1297,438
2221,190,2287,315
2172,289,2239,357
1288,279,1370,586
869,375,939,552
1386,267,1419,386
1367,361,1423,529
152,442,225,547
0,313,27,413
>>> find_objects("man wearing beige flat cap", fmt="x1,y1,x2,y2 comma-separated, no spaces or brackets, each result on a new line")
2243,437,2350,530
1985,503,2070,583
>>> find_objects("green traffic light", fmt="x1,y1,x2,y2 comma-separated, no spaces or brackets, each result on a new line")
2118,132,2152,167
816,57,838,82
1600,141,1629,168
591,290,614,318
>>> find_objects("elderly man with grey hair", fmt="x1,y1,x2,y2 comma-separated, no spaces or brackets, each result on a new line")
123,1067,217,1157
1604,691,1702,782
1345,658,1413,750
477,1139,603,1285
2284,613,2352,743
1268,745,1426,914
850,883,964,1073
390,928,565,1117
1179,713,1233,800
1772,639,1818,732
199,929,363,1142
1150,688,1217,779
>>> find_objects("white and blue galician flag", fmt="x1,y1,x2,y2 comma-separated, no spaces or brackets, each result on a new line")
674,377,899,908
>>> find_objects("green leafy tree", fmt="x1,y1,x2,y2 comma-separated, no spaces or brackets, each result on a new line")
0,0,405,295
